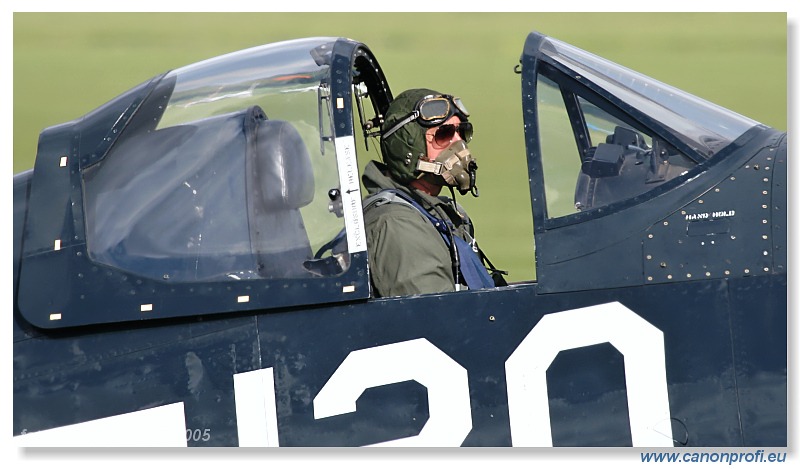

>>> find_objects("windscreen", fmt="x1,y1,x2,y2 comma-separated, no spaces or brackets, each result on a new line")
546,38,759,159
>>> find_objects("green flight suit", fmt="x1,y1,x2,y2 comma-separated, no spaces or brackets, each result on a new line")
361,160,477,298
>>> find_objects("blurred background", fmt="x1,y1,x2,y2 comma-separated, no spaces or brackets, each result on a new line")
13,12,787,282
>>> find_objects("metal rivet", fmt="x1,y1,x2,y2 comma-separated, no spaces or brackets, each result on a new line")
762,235,769,240
764,267,770,272
647,276,653,281
663,221,669,226
646,254,653,260
667,274,673,280
686,273,692,278
698,199,704,204
705,272,711,277
744,269,750,274
489,315,496,322
648,234,654,239
715,188,720,192
763,190,769,195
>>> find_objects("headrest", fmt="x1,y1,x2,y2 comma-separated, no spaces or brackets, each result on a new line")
255,120,315,210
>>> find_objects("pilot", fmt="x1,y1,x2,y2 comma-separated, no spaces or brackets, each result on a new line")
362,88,502,297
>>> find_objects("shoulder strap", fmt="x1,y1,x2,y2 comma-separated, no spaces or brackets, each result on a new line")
364,189,495,290
364,189,450,236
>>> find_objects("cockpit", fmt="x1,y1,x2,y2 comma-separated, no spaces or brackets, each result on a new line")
17,37,391,328
82,38,349,283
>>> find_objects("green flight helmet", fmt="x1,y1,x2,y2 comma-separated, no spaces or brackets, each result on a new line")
380,88,441,184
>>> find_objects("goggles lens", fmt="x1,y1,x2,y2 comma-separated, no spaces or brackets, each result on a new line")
418,98,452,122
433,122,473,146
417,95,469,126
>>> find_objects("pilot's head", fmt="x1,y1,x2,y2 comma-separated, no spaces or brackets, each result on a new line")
381,88,479,196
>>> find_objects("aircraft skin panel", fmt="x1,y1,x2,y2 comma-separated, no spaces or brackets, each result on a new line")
12,171,32,341
727,274,788,446
13,315,262,447
768,134,788,275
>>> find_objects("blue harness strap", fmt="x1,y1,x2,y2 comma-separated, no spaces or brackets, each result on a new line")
453,236,496,289
365,189,494,290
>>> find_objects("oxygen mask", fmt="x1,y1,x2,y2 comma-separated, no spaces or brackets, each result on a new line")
416,140,480,197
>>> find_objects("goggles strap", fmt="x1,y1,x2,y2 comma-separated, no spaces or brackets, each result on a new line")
382,111,420,140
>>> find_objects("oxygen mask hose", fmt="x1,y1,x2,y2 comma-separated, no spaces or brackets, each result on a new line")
467,160,479,197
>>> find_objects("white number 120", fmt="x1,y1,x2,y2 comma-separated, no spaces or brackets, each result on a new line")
235,301,674,447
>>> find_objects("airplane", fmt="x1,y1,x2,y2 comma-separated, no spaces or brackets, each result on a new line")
12,30,787,447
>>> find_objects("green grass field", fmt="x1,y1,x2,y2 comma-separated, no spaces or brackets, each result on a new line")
13,12,787,282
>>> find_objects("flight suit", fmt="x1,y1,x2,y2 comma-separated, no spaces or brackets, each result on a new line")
361,160,478,298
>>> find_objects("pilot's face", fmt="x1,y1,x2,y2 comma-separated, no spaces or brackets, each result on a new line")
423,115,464,162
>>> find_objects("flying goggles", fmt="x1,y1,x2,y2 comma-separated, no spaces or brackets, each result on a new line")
383,94,471,140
